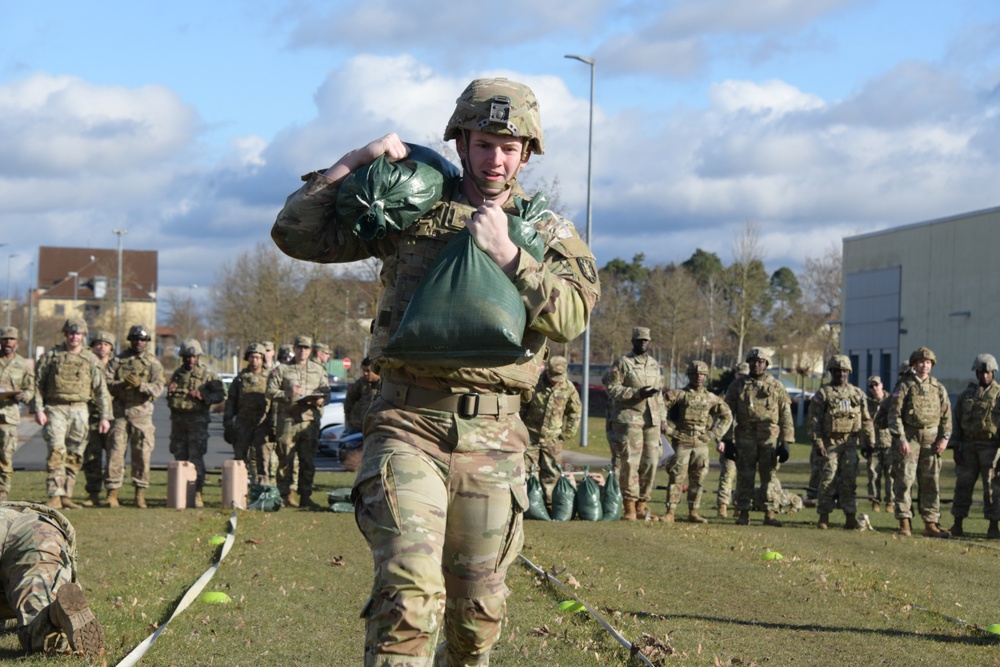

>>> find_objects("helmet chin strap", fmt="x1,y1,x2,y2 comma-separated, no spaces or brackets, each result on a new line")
458,129,523,202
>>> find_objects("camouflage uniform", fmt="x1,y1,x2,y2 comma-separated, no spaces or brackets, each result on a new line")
950,376,1000,523
521,357,581,505
345,376,381,433
0,329,35,497
724,353,794,519
80,332,114,503
224,365,272,484
166,354,226,493
604,334,666,506
266,343,329,502
808,362,874,525
716,364,747,514
33,345,111,501
866,381,894,508
663,376,732,520
105,345,164,491
271,78,599,667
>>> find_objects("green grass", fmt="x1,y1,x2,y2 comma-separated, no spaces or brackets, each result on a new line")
3,456,999,666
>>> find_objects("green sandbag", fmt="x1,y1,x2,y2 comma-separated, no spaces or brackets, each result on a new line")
327,487,352,506
525,471,551,521
247,484,282,512
550,475,576,522
601,469,623,521
574,469,603,521
336,144,460,241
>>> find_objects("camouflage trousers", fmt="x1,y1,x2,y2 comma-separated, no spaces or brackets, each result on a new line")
524,440,561,505
169,413,211,490
106,413,156,489
866,446,893,506
606,421,620,481
234,416,272,485
716,454,735,507
81,427,109,495
892,428,942,523
951,441,1000,521
610,423,661,502
667,444,710,513
41,404,88,499
354,399,527,667
807,447,823,500
734,434,781,513
0,509,75,653
276,418,318,497
0,424,22,494
816,437,861,515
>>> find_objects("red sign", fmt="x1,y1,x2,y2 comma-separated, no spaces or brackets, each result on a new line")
342,357,351,370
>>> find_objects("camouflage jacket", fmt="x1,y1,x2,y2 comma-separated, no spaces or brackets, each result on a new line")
224,367,270,428
887,374,951,441
167,362,226,415
106,349,164,418
663,386,732,447
33,345,111,421
266,359,329,422
953,380,1000,444
521,375,581,447
603,352,666,426
724,374,794,444
272,175,600,395
808,383,874,446
866,393,893,448
344,378,380,431
0,354,35,425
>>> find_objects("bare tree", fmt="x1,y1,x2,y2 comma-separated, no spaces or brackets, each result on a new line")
644,265,701,388
802,243,843,358
725,221,772,361
164,291,203,343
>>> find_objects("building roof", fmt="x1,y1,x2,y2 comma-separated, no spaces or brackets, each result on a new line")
38,246,157,301
844,204,1000,243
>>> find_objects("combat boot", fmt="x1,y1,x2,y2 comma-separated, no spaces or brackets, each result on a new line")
844,514,860,530
987,520,1000,540
950,517,964,537
194,491,204,509
872,500,881,513
635,500,657,521
299,493,323,510
817,513,830,530
282,490,299,508
46,496,63,509
763,511,783,527
897,518,911,537
135,488,147,509
61,496,81,510
717,503,728,519
81,491,101,508
621,499,637,521
923,521,949,539
103,489,119,508
688,511,708,524
660,508,674,523
48,582,104,656
735,510,750,526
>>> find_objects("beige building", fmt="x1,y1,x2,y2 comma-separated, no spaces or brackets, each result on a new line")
841,206,1000,395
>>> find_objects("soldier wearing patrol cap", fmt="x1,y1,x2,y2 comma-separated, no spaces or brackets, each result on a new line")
272,76,599,665
33,318,111,509
80,331,115,506
0,326,35,501
662,360,732,523
266,334,328,508
949,353,1000,539
521,355,581,506
888,346,952,538
723,347,794,526
864,375,894,512
166,339,225,507
225,343,273,484
808,355,874,530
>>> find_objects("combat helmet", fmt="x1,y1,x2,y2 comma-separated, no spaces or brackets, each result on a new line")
127,325,150,341
972,353,998,373
687,360,709,375
746,347,771,367
180,339,202,357
909,347,937,366
244,343,267,361
444,78,544,155
62,317,88,334
826,355,852,372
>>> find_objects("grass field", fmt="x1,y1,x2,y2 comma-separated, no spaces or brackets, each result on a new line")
3,438,999,666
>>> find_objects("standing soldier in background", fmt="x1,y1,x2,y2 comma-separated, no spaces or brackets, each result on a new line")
662,360,732,523
0,327,35,502
277,344,294,365
949,354,1000,539
33,319,111,509
724,347,794,527
166,340,225,508
808,356,874,530
344,357,381,435
716,362,747,518
864,375,893,512
105,325,164,509
313,342,333,376
522,355,581,506
79,331,114,507
605,327,666,521
224,343,272,484
889,347,952,538
266,335,328,509
262,341,276,370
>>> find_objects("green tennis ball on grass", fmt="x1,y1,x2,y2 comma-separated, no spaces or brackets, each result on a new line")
761,551,783,561
208,535,227,547
198,592,233,604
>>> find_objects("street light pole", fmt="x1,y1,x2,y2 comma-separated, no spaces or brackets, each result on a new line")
5,254,16,327
113,229,128,352
565,54,595,447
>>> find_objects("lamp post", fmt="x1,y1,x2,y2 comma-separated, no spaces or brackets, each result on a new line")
113,229,128,352
5,253,16,327
565,54,595,447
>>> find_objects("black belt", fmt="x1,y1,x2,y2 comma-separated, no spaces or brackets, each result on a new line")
381,381,521,418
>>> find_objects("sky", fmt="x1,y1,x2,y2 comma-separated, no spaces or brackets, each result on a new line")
2,0,999,309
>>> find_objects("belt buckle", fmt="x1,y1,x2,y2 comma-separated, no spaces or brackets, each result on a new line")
459,393,480,419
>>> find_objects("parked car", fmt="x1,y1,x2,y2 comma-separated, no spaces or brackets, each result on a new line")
776,376,814,404
219,373,237,393
318,424,364,471
320,384,350,431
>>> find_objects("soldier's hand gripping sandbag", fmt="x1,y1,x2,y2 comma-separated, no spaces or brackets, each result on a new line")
336,144,461,241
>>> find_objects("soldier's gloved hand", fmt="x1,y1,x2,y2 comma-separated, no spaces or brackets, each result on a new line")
723,440,738,461
223,424,236,445
775,442,790,463
639,386,660,399
814,442,828,458
861,444,873,459
124,373,142,389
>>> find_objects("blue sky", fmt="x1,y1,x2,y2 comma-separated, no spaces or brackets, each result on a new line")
2,0,999,307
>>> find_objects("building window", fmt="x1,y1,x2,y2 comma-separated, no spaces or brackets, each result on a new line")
55,304,65,316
